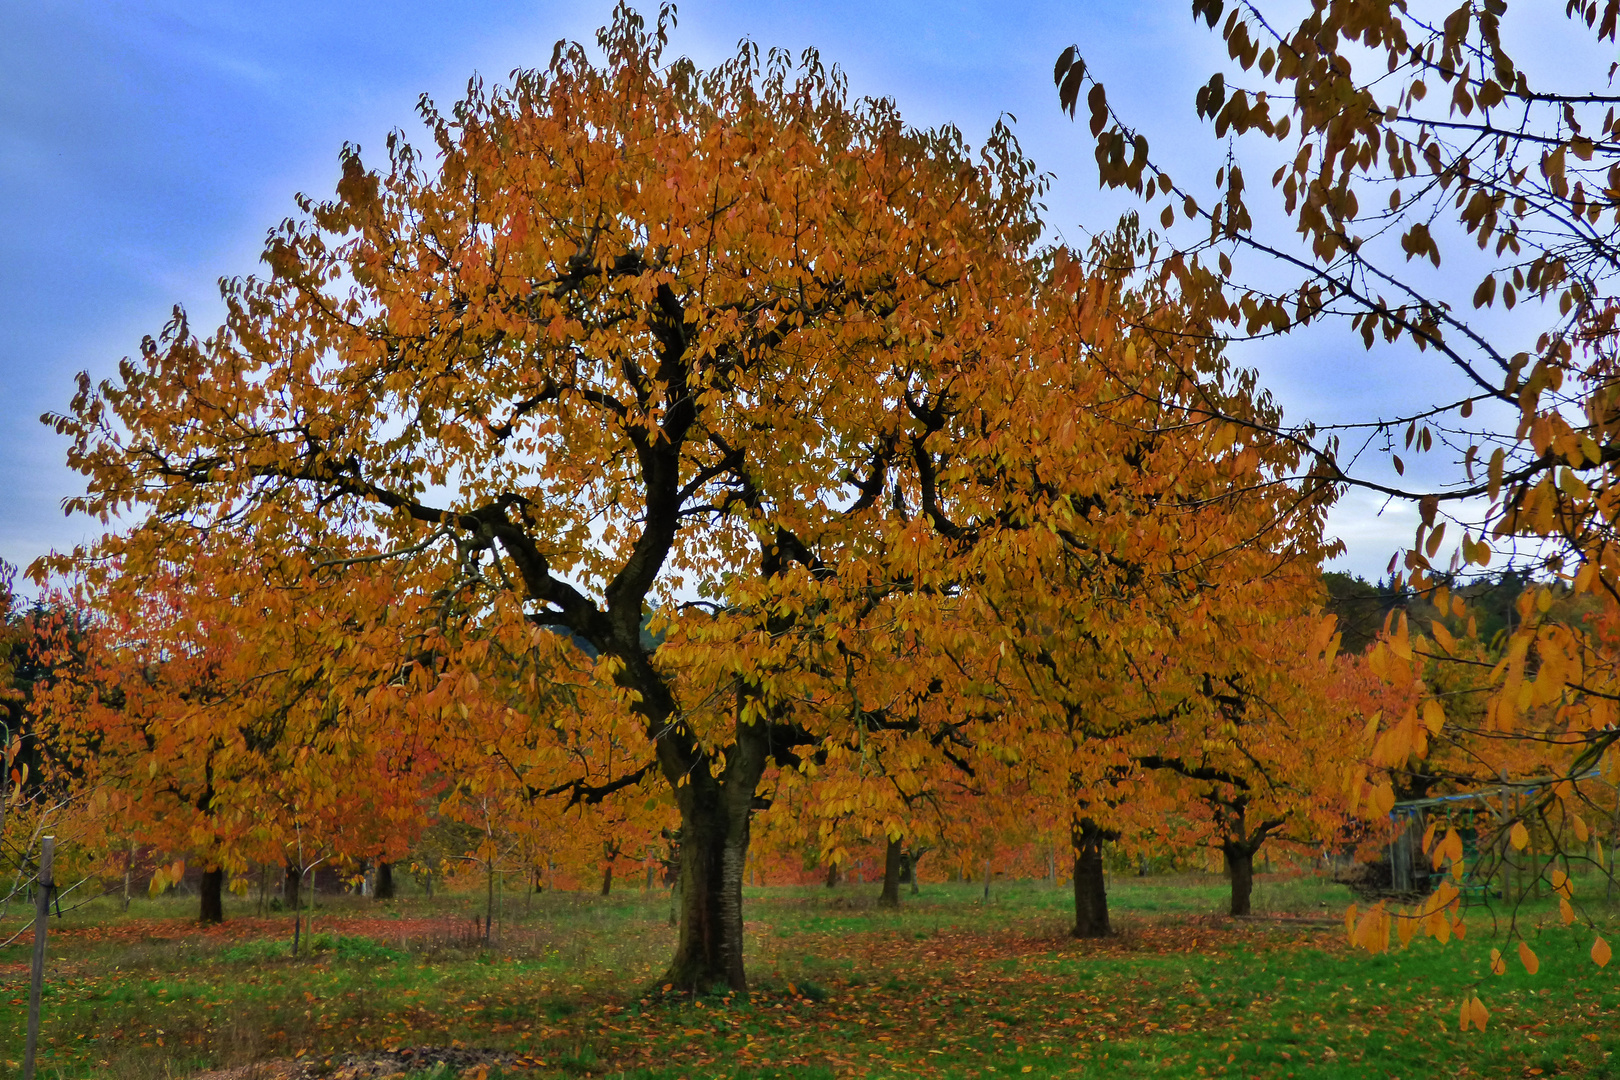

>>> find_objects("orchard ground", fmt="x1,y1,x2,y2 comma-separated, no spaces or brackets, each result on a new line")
1,873,1615,1079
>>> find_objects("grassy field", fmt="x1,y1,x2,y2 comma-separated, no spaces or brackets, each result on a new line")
1,872,1616,1079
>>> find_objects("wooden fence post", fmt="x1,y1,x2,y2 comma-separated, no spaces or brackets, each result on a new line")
24,834,55,1080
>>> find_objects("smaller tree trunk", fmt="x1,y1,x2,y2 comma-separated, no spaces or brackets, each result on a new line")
879,837,903,908
1226,843,1256,917
374,861,395,900
199,867,225,924
485,860,495,945
1071,817,1110,938
283,864,300,911
601,862,614,897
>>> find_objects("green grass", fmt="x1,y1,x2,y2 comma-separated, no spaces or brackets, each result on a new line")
1,874,1616,1078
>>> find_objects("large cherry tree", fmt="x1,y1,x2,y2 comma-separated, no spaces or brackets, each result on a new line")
42,7,1049,989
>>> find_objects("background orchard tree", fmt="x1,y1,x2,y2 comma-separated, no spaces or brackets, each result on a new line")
31,548,433,923
1134,609,1353,917
1,561,23,833
960,235,1339,936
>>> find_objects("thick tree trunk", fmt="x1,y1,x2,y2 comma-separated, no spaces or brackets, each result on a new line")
374,861,395,900
1071,817,1110,938
879,837,903,908
1225,843,1256,917
661,720,768,993
199,867,225,924
601,862,614,897
283,864,300,911
666,797,751,990
825,862,839,888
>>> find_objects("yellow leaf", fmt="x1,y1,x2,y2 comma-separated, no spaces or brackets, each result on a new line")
1369,781,1396,817
1518,940,1539,975
1361,709,1383,746
1422,699,1445,735
1490,948,1506,975
1469,996,1489,1031
1593,936,1612,968
1509,821,1530,850
1389,612,1412,660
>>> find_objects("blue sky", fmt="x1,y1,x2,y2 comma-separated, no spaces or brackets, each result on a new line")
1,0,1434,588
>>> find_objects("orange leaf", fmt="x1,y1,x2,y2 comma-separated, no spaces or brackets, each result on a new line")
1593,936,1612,968
1518,940,1539,975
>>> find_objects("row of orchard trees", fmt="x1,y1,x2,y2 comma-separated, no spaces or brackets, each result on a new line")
12,6,1449,990
10,544,1355,927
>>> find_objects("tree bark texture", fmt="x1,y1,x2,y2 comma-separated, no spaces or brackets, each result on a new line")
1071,816,1110,938
199,867,225,924
879,837,903,908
